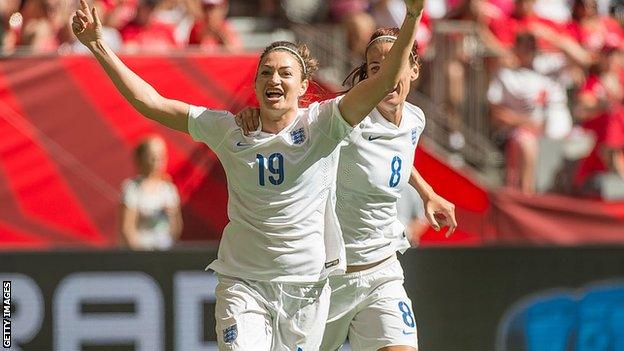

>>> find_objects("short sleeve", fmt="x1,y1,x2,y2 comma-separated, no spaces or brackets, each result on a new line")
165,182,181,208
187,105,236,150
487,75,504,105
309,95,353,142
121,179,138,208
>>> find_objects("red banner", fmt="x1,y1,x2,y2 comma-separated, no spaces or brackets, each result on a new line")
0,54,488,250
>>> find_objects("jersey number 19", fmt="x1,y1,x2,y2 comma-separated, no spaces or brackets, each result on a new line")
257,153,285,186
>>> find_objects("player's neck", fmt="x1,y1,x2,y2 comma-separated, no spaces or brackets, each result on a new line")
260,107,298,134
377,102,403,126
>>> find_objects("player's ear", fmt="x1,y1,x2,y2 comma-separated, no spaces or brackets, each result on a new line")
409,65,419,82
299,79,309,98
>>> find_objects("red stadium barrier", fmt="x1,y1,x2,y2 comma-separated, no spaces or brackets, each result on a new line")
0,54,486,250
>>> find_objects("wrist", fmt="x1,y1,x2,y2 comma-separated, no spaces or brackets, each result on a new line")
87,38,105,53
406,7,423,19
419,188,436,202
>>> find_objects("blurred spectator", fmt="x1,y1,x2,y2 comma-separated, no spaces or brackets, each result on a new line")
488,33,572,194
371,0,431,54
154,0,199,45
188,0,241,52
612,0,624,26
573,47,624,195
1,0,21,53
120,136,182,251
120,0,178,52
3,0,72,54
330,0,375,57
488,0,591,100
99,0,139,30
533,0,571,23
566,0,624,55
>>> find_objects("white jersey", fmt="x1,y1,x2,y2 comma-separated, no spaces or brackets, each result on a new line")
336,102,425,265
188,97,351,282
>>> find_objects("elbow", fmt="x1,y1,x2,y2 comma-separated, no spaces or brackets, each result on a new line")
133,92,163,118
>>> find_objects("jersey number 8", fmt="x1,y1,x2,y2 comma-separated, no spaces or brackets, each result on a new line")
389,156,402,187
257,153,284,186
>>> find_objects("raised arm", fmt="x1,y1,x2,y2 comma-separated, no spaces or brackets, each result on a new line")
72,0,189,133
409,166,457,237
338,0,424,126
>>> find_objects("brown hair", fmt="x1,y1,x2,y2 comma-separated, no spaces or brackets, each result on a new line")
258,41,319,81
342,27,420,89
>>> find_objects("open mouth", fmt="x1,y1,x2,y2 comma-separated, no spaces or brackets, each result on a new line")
265,89,284,102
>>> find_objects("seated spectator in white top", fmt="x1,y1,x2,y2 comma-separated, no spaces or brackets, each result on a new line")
488,32,572,194
120,136,182,250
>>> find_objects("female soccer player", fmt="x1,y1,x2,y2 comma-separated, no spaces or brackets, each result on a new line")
237,24,457,351
71,0,424,349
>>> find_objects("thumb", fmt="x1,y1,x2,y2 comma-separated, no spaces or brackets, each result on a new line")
425,209,440,232
92,6,102,27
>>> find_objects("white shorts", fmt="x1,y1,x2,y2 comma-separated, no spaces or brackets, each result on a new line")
320,255,418,351
214,274,331,351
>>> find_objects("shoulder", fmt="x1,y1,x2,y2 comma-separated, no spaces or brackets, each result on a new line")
121,177,141,192
188,105,235,121
403,102,426,127
302,95,345,122
308,95,344,111
162,180,179,193
188,105,238,135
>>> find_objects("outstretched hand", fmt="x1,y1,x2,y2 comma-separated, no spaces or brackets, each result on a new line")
71,0,102,47
423,193,457,238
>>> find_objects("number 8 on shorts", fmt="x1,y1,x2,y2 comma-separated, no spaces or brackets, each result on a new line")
398,301,415,328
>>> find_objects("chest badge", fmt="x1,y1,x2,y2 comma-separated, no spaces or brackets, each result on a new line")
411,128,419,145
291,127,306,145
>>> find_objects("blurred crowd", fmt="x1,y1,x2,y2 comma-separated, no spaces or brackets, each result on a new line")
2,0,624,199
420,0,624,198
328,0,624,198
0,0,243,54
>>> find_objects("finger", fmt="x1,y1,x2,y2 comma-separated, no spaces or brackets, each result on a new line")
80,0,93,22
425,209,440,232
244,116,254,134
447,210,458,237
76,10,88,22
252,110,260,130
235,114,243,127
71,15,81,26
92,6,101,27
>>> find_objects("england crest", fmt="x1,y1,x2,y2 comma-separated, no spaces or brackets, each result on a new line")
411,128,418,145
223,324,238,343
291,127,306,145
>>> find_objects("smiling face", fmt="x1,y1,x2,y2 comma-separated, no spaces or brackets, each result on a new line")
254,50,308,114
365,41,418,108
